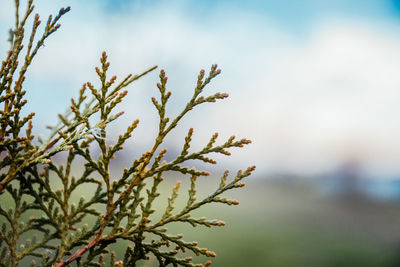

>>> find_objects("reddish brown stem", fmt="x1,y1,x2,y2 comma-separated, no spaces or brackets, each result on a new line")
54,236,100,267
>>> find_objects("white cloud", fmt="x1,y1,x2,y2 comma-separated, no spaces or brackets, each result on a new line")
2,1,400,176
219,21,400,176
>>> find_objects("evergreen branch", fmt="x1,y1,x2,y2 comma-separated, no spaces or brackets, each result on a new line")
0,1,255,266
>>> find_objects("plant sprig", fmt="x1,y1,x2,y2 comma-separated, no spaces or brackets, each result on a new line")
0,1,255,266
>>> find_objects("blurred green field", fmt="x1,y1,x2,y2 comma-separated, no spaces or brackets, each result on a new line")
4,176,400,267
113,177,400,266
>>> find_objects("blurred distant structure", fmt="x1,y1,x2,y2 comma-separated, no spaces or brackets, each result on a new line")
334,158,363,198
315,157,400,202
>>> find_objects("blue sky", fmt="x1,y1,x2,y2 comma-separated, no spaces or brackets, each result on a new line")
99,0,400,30
2,0,400,176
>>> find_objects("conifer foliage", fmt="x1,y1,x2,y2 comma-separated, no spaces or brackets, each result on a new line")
0,1,255,266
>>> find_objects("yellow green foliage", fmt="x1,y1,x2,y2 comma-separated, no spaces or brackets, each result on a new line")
0,1,254,266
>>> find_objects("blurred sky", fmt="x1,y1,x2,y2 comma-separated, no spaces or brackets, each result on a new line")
2,0,400,177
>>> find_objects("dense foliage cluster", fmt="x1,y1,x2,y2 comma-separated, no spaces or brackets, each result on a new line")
0,1,255,266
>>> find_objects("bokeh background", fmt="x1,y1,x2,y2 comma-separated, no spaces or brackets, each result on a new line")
2,0,400,266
